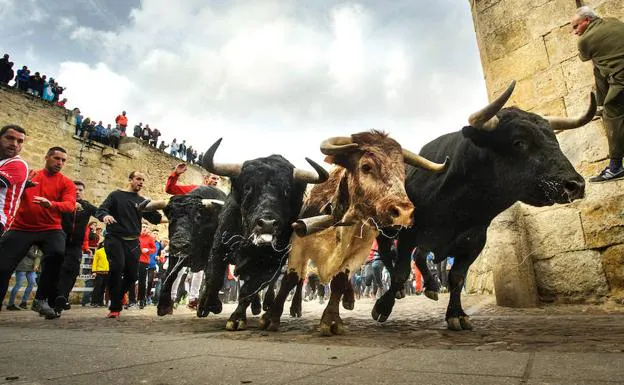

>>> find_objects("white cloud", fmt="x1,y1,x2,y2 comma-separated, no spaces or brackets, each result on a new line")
49,1,488,169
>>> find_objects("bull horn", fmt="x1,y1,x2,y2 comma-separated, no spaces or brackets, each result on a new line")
201,199,225,208
293,158,329,184
468,80,516,131
320,136,359,155
292,215,335,237
202,138,243,178
138,199,168,213
403,150,449,173
545,93,597,131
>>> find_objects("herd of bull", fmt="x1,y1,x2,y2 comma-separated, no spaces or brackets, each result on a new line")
146,81,597,334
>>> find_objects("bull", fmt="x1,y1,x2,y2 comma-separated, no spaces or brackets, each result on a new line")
259,130,448,336
372,81,597,330
137,186,227,316
196,138,329,331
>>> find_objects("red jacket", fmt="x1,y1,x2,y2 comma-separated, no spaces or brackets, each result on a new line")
139,233,156,264
11,169,76,232
165,171,198,196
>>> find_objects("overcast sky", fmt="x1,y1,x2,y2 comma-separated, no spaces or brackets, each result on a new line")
1,0,488,169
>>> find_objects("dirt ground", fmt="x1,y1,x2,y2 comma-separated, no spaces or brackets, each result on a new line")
2,293,623,354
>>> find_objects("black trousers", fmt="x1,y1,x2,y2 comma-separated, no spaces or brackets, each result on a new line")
147,268,156,299
91,273,108,305
104,236,139,312
137,262,149,303
57,244,83,299
0,230,66,305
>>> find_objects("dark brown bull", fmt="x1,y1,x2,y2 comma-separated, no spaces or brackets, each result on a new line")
259,130,447,335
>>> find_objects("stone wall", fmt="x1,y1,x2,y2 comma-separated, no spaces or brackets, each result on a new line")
468,0,624,304
0,84,214,238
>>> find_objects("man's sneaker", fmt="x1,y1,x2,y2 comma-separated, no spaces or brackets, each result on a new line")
187,298,198,310
106,311,120,319
31,299,41,313
18,302,28,309
6,304,21,311
588,167,624,183
38,301,57,318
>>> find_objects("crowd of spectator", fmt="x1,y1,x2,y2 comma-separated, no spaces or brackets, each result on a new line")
1,52,201,163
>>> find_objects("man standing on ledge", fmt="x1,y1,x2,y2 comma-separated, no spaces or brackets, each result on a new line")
572,6,624,182
0,147,76,318
95,171,162,319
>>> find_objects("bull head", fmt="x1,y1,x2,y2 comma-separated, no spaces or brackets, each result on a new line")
320,136,448,172
468,80,597,132
203,138,329,184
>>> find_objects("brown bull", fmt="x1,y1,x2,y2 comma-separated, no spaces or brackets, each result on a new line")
259,130,447,335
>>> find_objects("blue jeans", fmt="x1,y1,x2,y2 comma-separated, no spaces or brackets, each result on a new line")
170,150,178,157
8,271,37,305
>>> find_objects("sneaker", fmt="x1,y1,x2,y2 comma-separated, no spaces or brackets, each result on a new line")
589,167,624,183
6,304,21,311
187,298,198,310
18,302,28,309
106,311,120,319
54,296,68,313
31,299,41,313
38,301,57,318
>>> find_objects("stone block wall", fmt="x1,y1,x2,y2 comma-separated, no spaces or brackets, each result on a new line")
468,0,624,303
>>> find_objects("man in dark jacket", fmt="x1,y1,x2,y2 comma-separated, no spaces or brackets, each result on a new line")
56,180,97,311
572,6,624,182
95,171,162,319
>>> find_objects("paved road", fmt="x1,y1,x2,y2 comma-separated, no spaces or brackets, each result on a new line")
1,294,623,384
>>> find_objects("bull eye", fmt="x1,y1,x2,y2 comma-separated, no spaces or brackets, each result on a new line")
361,164,373,173
513,140,528,152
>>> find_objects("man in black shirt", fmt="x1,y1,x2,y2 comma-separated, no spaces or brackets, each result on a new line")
95,171,162,318
56,180,98,314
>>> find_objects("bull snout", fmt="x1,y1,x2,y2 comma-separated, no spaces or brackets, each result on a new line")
256,218,277,234
375,197,414,227
389,204,414,227
250,216,280,246
563,178,585,201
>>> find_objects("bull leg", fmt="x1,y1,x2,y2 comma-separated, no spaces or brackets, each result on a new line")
445,254,477,331
341,269,355,310
319,272,348,336
262,281,276,312
372,241,412,322
289,279,303,317
157,255,187,316
251,293,262,315
226,295,251,331
259,271,299,331
197,252,227,318
414,248,439,301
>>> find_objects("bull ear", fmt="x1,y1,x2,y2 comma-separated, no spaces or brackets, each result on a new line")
462,125,491,148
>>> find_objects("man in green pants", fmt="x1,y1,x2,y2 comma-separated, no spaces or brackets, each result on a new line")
572,6,624,182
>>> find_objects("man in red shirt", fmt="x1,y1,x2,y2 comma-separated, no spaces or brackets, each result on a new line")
0,147,76,318
137,223,156,309
0,125,28,237
114,111,128,134
165,162,219,195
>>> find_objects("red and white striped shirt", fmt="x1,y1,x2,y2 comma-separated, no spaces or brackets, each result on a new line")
0,155,29,230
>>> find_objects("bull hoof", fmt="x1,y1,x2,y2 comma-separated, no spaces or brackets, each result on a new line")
251,297,262,315
258,313,270,330
225,320,236,331
236,320,247,331
447,317,462,331
395,288,406,299
207,302,223,315
196,308,209,318
371,307,389,323
157,305,173,316
319,323,332,337
330,322,346,335
341,300,354,311
424,290,439,301
459,316,473,330
267,320,280,332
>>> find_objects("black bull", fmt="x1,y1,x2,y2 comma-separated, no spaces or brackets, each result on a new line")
372,82,597,330
197,139,328,331
156,186,226,316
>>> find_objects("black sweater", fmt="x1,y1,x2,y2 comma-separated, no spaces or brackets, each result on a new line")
62,199,97,247
95,190,161,238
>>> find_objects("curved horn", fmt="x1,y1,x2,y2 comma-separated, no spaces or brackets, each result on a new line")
293,158,329,184
468,80,516,131
202,138,242,178
292,214,335,237
201,199,225,208
403,149,449,173
545,93,597,131
320,136,359,156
